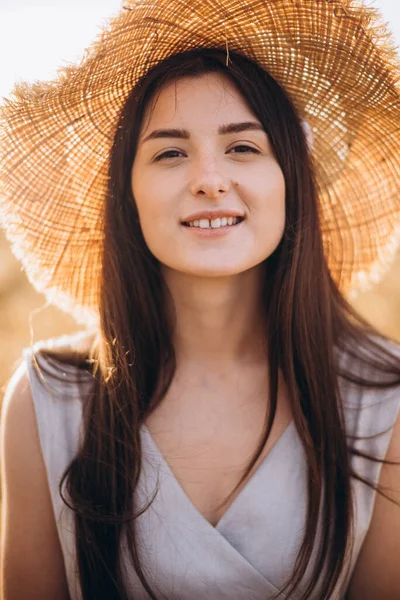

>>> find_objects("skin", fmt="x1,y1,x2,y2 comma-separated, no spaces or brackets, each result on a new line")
131,72,286,376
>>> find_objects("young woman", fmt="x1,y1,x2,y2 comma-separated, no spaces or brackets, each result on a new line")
1,3,400,600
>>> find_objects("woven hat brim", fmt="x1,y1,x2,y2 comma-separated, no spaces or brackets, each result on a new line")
1,0,400,325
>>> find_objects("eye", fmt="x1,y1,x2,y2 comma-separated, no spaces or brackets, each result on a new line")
154,149,184,162
154,145,260,162
229,145,260,155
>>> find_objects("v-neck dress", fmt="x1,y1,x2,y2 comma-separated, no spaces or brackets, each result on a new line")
21,331,400,600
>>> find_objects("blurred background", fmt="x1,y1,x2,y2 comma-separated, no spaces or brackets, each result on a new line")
0,0,400,395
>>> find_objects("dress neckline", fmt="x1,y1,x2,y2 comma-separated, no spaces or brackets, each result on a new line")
140,418,296,530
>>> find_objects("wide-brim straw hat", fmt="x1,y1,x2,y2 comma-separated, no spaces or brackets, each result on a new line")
1,0,400,327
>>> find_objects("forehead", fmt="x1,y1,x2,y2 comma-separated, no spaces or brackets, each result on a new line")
140,72,256,134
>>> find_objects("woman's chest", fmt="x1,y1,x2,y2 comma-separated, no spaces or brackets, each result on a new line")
144,375,293,527
134,401,314,600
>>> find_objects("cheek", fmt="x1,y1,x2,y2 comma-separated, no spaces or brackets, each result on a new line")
250,164,286,216
268,178,286,235
131,172,180,254
132,173,164,223
250,167,286,251
271,172,286,216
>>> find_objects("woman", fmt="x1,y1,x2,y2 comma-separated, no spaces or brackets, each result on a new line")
1,2,400,600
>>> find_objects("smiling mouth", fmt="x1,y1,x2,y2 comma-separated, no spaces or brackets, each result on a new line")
182,217,245,228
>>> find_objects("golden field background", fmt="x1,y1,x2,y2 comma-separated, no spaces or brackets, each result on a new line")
0,231,81,392
1,227,400,394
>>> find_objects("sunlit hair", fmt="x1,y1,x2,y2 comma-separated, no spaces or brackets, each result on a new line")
34,47,400,599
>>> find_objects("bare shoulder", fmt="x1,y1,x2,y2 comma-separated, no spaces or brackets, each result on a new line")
1,360,34,424
0,362,70,600
1,361,39,476
346,400,400,600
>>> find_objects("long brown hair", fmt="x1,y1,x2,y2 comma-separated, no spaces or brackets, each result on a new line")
35,48,400,599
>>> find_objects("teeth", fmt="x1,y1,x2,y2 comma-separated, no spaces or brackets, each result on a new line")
188,217,241,228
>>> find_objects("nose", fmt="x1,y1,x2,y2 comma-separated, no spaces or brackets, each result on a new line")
189,153,231,199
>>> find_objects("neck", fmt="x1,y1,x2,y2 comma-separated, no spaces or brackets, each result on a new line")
161,262,269,371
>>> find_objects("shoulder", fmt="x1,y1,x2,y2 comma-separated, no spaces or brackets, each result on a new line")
1,326,97,453
1,329,97,497
1,360,36,461
346,407,400,599
1,362,41,517
338,334,400,435
22,328,97,396
1,362,42,527
0,363,71,598
25,328,98,365
346,364,400,599
1,357,52,484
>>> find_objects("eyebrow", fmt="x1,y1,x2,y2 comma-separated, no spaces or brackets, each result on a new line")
140,121,265,144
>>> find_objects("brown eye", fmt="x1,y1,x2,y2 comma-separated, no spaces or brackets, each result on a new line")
154,150,184,161
229,145,260,154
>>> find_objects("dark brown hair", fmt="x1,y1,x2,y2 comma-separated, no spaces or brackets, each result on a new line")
36,48,400,599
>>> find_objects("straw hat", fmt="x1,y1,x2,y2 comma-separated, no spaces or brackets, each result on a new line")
0,0,399,327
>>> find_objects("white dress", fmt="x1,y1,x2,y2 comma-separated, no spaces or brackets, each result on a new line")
20,331,400,599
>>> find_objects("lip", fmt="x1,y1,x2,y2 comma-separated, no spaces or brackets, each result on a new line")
180,209,245,224
181,218,245,237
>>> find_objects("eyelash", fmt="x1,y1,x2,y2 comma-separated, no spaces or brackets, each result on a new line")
154,145,260,162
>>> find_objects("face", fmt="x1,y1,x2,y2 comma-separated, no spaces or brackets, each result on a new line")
131,72,286,279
